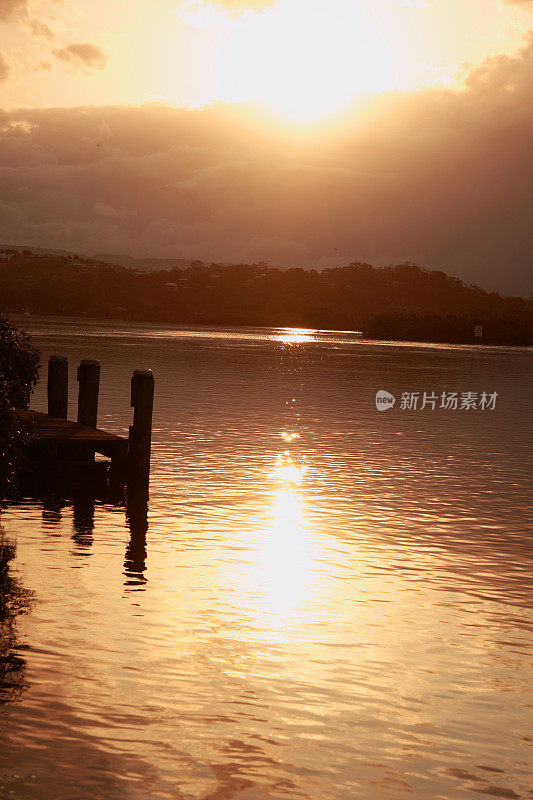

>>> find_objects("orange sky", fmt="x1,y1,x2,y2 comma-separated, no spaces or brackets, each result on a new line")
0,0,532,293
1,0,532,116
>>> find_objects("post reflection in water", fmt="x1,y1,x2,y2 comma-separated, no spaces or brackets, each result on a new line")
124,484,149,588
72,495,95,553
41,495,65,532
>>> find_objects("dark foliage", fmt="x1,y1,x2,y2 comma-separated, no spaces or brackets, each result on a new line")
0,252,531,345
0,312,41,408
0,528,33,707
363,313,532,346
0,312,40,499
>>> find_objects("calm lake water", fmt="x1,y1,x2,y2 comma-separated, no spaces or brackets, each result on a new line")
1,317,532,800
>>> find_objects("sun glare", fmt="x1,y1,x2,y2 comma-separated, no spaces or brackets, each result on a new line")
171,0,533,125
234,454,316,631
179,0,412,122
272,328,316,344
281,432,301,443
273,454,308,486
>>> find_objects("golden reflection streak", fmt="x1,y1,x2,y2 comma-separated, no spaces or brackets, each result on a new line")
271,327,317,345
273,452,308,485
234,452,326,637
280,432,300,442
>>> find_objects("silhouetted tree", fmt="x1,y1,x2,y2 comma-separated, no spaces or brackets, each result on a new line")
0,312,40,498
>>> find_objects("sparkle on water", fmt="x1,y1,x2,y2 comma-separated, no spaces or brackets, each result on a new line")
0,319,531,800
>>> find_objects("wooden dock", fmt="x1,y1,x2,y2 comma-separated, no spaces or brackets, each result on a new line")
15,356,154,490
16,409,128,461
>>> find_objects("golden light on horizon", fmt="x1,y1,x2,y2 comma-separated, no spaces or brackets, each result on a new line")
272,328,316,344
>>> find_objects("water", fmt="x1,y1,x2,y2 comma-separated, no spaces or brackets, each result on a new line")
1,317,532,800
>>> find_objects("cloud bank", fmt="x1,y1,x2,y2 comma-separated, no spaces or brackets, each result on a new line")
0,35,532,295
0,52,9,80
54,43,107,69
30,18,55,40
0,0,27,22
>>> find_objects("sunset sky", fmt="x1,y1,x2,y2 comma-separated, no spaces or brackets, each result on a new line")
1,0,532,293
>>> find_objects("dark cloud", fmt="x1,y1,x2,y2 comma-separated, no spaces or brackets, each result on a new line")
0,0,27,21
0,52,9,81
0,1,56,43
30,18,55,40
1,36,532,295
54,43,107,69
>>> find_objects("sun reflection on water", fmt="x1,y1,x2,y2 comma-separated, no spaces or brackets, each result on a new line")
232,451,325,637
280,431,300,442
271,328,316,345
272,452,308,485
252,489,314,629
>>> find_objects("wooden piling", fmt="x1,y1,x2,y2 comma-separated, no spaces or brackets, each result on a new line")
77,360,100,428
47,355,68,419
128,369,154,482
19,358,153,493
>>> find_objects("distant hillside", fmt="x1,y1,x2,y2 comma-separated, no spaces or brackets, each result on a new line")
94,254,198,271
0,245,278,273
0,244,80,258
0,251,531,345
0,245,203,272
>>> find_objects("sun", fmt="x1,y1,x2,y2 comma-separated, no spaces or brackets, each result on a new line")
179,0,407,123
175,0,532,125
242,0,396,122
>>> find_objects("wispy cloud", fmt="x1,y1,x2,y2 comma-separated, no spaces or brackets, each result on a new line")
0,0,27,22
0,52,9,81
30,18,55,40
54,42,107,69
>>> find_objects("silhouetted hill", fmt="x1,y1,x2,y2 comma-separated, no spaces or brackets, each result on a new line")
0,245,214,272
0,244,202,272
0,251,531,345
94,254,197,271
0,244,79,258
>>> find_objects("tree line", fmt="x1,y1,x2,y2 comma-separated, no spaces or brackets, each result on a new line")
1,252,531,345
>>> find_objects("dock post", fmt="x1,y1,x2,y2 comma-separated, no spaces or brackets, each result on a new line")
109,439,128,492
128,369,154,484
47,355,68,418
77,360,100,428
